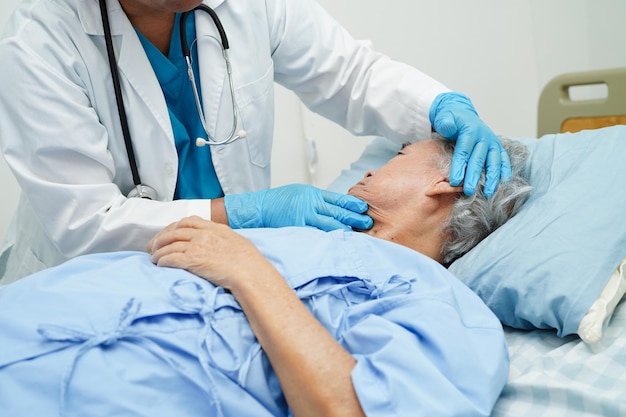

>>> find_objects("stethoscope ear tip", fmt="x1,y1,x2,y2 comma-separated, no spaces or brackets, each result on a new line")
237,130,247,139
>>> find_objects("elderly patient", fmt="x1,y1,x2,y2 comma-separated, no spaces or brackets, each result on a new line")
0,138,530,417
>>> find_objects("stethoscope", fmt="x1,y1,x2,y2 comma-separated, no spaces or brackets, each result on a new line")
98,0,246,199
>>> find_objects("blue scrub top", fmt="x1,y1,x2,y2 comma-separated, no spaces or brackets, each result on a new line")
136,13,223,199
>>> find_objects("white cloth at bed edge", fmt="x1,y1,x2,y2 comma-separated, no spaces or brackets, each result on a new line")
577,255,626,344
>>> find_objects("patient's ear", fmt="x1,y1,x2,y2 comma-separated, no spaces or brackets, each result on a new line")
425,178,464,197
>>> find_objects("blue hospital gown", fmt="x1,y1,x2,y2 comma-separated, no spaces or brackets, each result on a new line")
0,227,508,417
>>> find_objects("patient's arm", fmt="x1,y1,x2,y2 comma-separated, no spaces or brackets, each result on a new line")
148,216,365,417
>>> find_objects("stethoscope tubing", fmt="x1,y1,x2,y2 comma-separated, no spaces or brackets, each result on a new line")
98,0,243,199
180,5,229,52
181,6,242,146
98,0,142,189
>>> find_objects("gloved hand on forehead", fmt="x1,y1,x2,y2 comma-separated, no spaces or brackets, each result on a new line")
224,184,373,231
429,92,512,198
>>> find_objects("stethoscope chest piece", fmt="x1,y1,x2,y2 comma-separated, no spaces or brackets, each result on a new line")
127,184,158,200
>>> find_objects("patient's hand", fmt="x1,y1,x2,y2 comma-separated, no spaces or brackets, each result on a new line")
149,216,365,417
148,215,273,291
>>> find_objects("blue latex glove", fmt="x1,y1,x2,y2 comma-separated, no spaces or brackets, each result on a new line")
429,92,512,197
224,184,373,231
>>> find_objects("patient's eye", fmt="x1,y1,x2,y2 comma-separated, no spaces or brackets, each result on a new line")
398,142,411,155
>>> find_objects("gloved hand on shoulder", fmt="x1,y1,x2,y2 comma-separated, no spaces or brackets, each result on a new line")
429,92,512,197
224,184,373,231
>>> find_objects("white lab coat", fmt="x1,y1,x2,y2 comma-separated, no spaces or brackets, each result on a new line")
0,0,448,283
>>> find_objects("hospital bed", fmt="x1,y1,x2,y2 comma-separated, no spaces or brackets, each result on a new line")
2,67,625,416
329,66,626,416
490,67,626,416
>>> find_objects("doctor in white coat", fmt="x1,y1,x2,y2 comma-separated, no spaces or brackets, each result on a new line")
0,0,511,283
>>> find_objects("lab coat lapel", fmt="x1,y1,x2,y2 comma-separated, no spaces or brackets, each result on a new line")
79,0,174,141
205,0,226,10
116,28,174,140
78,0,132,38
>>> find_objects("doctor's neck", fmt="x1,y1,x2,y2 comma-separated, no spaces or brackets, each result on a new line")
119,2,176,55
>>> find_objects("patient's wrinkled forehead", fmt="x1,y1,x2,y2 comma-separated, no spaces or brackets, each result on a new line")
348,140,442,195
399,140,442,159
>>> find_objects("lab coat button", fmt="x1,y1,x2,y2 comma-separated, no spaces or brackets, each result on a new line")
165,164,175,176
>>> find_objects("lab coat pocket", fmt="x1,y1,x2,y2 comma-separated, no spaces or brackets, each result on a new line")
235,62,275,168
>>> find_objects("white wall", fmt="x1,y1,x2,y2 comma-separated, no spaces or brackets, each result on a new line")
271,0,626,188
1,1,626,238
0,0,20,240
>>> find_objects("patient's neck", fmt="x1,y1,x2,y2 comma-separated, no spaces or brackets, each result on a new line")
359,217,445,264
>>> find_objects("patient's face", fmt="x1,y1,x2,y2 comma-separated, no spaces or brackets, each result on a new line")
347,140,443,223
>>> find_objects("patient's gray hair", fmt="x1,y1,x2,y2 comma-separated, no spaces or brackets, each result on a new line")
433,137,532,266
